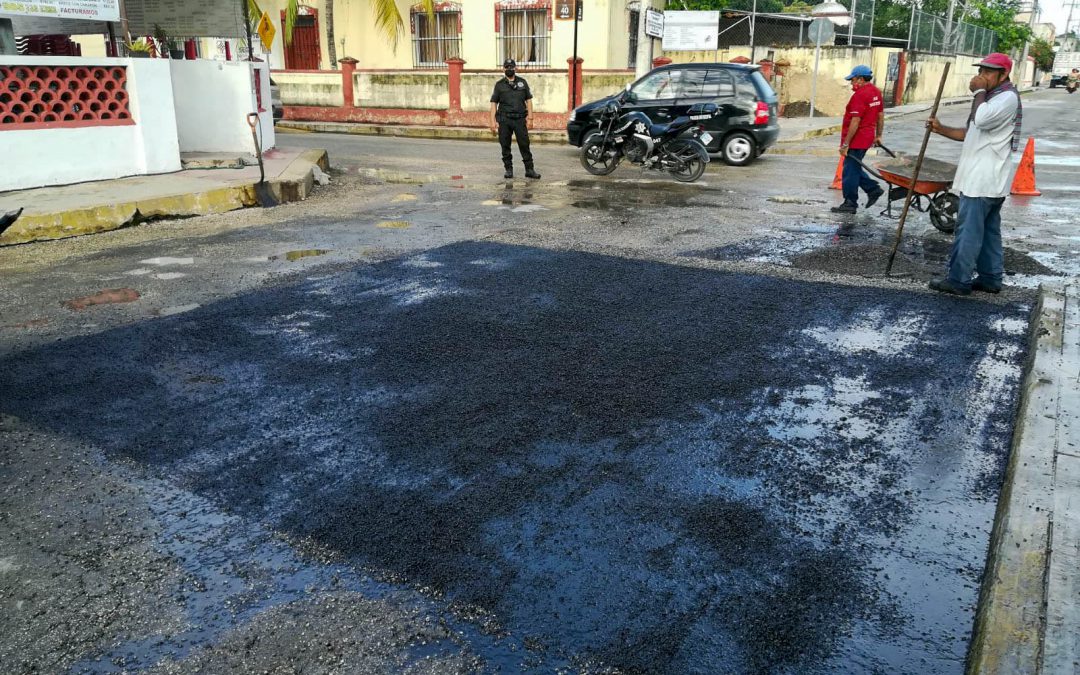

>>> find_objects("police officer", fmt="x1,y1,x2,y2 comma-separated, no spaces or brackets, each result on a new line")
490,59,541,180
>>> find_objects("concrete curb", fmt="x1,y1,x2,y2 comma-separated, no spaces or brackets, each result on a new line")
967,283,1078,674
0,149,330,247
278,120,568,145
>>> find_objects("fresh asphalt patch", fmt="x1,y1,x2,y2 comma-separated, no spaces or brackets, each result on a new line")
0,242,1031,673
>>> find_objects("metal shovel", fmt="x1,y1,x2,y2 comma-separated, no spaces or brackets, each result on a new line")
246,113,278,208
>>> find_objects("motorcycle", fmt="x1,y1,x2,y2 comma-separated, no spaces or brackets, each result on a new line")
579,99,716,183
1067,80,1078,94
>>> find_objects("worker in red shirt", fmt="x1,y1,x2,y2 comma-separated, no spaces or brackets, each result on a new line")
832,65,885,214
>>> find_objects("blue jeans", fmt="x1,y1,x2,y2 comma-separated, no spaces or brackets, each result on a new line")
842,148,880,206
946,195,1004,290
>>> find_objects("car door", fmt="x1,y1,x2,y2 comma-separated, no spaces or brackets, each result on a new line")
626,69,683,126
673,68,736,152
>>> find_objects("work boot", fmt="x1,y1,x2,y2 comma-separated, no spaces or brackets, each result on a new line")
504,169,514,179
928,278,972,296
830,202,857,214
525,168,541,180
865,187,885,208
971,277,1002,294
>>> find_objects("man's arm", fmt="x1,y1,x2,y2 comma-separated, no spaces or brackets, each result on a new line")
490,102,498,133
839,117,859,156
875,115,884,146
972,90,1017,129
927,116,967,142
526,99,534,129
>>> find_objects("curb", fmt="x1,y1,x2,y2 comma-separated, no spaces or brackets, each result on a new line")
278,120,569,145
0,149,330,247
967,283,1076,674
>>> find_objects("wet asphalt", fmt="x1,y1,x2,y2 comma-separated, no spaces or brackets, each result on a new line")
2,240,1030,673
3,88,1075,673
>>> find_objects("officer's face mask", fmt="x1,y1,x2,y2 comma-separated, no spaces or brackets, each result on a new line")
504,68,516,78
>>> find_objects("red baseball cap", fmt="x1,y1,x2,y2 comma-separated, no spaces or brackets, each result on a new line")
974,53,1012,71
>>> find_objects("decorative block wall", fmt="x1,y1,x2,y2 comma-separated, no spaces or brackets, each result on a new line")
0,65,133,129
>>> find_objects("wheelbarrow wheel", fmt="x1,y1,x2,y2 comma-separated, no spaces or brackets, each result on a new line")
929,192,959,234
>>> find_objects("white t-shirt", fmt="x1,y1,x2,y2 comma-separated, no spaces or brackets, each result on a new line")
951,90,1019,199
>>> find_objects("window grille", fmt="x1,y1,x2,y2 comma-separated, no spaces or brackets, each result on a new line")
497,9,550,67
412,9,462,68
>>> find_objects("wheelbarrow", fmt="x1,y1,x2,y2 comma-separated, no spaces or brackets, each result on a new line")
848,145,959,234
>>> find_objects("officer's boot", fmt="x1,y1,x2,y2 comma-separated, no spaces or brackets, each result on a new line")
504,164,513,179
524,163,541,180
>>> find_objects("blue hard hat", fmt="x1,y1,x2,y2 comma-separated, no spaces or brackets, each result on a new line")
845,65,873,80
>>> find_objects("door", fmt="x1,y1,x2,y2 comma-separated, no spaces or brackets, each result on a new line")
626,69,682,125
282,7,321,70
674,68,736,149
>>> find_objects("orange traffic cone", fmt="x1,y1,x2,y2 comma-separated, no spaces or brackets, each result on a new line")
829,156,844,189
1010,137,1041,196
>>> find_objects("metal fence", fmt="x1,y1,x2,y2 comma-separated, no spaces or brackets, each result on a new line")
908,8,996,55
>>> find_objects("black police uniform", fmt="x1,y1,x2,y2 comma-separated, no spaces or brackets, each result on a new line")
491,67,538,178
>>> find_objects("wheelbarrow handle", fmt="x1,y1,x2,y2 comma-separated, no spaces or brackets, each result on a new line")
875,142,898,158
844,151,886,182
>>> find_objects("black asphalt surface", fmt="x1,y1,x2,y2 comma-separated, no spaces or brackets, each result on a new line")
1,242,1030,672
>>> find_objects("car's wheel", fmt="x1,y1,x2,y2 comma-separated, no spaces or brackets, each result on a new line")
721,132,756,166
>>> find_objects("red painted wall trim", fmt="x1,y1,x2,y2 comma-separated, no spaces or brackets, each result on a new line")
283,105,567,130
271,69,342,74
0,119,136,132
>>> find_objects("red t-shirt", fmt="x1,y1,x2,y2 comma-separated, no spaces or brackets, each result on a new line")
841,83,883,150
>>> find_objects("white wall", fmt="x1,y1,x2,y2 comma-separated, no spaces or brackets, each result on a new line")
0,56,181,192
170,60,275,155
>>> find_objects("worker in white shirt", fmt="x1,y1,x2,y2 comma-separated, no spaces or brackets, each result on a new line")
925,52,1021,296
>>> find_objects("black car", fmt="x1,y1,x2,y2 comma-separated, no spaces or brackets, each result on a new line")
567,63,779,166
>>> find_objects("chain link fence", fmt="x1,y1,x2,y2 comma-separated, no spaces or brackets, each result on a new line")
908,8,996,55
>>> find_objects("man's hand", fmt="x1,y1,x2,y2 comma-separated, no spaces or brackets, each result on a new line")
490,120,498,134
526,115,533,130
839,144,848,157
969,75,989,93
926,116,942,134
874,135,883,147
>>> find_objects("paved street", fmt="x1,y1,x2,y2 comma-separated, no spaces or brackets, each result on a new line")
0,88,1076,673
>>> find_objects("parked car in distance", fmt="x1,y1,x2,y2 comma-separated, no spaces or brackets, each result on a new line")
567,62,780,166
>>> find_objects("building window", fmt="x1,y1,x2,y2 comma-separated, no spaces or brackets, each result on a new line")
628,9,639,69
412,7,462,68
497,8,550,67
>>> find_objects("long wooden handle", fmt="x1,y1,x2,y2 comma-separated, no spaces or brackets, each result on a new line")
885,62,951,277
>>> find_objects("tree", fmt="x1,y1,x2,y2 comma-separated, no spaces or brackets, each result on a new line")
965,0,1032,52
1028,36,1054,71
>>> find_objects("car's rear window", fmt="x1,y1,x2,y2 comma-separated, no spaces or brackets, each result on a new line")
742,70,778,103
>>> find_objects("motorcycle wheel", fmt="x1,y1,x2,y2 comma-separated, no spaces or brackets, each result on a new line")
580,139,619,175
669,143,707,183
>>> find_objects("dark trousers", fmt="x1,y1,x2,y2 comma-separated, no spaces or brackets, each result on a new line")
498,117,534,170
842,148,880,206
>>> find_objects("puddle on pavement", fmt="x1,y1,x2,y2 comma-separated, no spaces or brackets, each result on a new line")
272,249,332,262
694,222,1062,280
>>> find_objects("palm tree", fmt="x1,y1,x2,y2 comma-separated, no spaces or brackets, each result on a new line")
248,0,435,65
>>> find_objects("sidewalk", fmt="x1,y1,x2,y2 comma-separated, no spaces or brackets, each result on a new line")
969,282,1080,674
0,148,329,247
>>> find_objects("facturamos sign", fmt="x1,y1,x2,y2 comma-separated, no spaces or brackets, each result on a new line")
0,0,120,22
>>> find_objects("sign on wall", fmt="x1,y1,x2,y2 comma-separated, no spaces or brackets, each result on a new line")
0,0,120,22
661,11,719,51
645,8,664,39
554,0,580,21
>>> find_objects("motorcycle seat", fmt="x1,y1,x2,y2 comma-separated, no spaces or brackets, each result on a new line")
649,122,674,137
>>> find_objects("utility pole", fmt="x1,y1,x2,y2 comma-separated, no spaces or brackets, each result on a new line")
1018,0,1038,86
944,0,956,51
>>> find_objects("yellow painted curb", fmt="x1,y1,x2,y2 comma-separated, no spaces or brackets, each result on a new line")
0,185,255,246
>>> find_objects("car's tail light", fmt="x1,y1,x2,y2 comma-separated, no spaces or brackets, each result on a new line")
754,101,769,126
